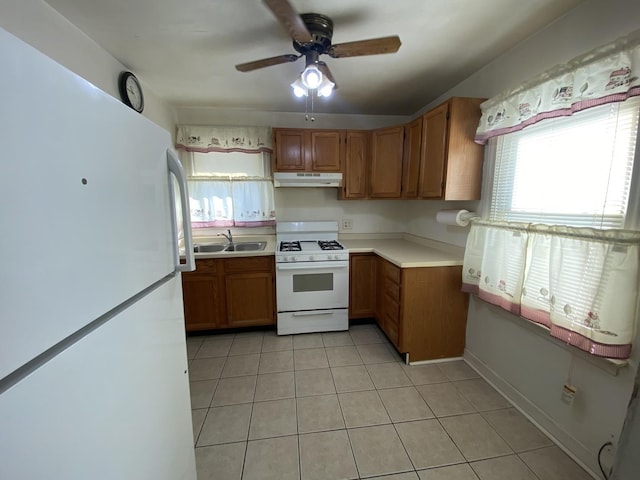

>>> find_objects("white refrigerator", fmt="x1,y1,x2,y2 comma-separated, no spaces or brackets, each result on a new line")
0,28,196,479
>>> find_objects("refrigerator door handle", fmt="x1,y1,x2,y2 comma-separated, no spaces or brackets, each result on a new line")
167,149,195,272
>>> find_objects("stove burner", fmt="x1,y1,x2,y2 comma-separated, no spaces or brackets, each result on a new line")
318,240,344,250
280,241,301,252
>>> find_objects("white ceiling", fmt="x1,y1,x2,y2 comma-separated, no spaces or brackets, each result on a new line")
45,0,584,115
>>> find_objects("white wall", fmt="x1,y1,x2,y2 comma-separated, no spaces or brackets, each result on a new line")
0,0,176,133
175,106,409,130
426,0,640,476
275,189,406,234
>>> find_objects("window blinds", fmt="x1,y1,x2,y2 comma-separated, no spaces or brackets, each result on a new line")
490,97,640,229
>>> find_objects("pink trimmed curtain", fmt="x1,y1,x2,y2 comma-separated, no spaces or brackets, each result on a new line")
475,28,640,144
462,221,640,359
187,180,275,229
175,125,272,154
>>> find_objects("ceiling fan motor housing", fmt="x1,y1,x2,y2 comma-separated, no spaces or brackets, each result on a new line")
293,13,334,55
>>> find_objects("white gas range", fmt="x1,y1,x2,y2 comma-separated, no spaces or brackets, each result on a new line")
275,221,349,335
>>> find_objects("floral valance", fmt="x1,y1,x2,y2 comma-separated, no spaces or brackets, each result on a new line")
175,125,273,154
462,220,640,359
475,28,640,144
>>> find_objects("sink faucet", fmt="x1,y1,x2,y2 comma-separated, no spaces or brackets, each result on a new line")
218,229,233,244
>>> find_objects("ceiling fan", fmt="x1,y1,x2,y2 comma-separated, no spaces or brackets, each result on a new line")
235,0,402,92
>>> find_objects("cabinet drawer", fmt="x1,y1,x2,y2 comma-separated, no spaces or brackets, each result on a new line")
383,279,400,303
382,261,401,284
223,256,273,273
384,312,399,346
383,294,400,325
192,259,218,274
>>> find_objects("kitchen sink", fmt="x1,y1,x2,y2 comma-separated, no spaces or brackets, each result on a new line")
226,242,267,252
193,243,226,253
193,241,267,253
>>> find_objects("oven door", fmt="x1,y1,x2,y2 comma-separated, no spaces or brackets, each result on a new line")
276,261,349,312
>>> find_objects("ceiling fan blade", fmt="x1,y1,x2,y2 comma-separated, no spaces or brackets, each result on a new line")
235,54,299,72
317,62,338,90
328,35,401,58
263,0,313,44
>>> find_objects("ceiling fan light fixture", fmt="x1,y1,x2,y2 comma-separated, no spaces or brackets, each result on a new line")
300,65,322,89
290,78,308,97
317,77,335,97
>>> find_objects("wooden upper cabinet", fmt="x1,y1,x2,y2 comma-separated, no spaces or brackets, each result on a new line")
310,130,342,171
442,97,485,200
273,129,306,171
341,130,369,199
402,117,423,199
370,125,404,198
419,102,448,198
273,128,342,172
419,97,485,200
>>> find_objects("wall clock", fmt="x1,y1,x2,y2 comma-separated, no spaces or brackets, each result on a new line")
118,71,144,113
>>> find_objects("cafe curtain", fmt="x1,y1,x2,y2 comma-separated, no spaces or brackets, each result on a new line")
462,220,640,359
187,179,276,228
175,125,272,153
475,28,640,144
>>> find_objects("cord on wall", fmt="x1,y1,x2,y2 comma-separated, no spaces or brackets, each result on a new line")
598,441,613,479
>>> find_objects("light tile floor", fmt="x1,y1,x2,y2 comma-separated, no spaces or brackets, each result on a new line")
187,324,593,480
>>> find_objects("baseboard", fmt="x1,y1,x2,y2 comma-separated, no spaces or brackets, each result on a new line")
463,349,600,480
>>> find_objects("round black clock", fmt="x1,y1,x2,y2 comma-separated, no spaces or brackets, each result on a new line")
118,71,144,113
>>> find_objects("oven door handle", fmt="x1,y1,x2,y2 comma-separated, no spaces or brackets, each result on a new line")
292,310,337,316
276,263,348,271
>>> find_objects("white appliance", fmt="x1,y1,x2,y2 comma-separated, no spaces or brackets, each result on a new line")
275,221,349,334
273,171,343,187
0,28,197,479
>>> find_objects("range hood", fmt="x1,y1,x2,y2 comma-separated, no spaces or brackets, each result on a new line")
273,172,343,187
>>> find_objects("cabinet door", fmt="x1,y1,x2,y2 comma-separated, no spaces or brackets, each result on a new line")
223,257,275,328
370,126,404,198
225,272,275,327
342,131,369,199
182,261,221,332
419,102,449,198
274,129,306,171
310,130,342,171
402,117,423,198
349,253,377,318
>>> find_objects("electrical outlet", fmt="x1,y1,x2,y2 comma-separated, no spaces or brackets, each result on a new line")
341,219,353,230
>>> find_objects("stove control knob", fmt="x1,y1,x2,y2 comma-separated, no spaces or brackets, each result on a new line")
309,255,315,261
291,256,297,262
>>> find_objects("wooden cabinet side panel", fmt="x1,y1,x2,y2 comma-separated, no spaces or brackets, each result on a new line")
273,129,306,171
402,117,423,198
310,130,342,171
370,126,404,198
349,253,377,318
419,103,448,198
342,131,369,199
401,266,468,361
443,97,485,200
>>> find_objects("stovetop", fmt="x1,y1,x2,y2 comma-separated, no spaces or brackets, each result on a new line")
276,221,349,263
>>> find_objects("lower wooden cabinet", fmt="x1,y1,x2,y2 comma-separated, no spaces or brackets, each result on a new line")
349,254,469,361
349,253,377,318
181,256,276,332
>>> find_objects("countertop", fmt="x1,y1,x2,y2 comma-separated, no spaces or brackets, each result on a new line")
340,234,465,268
184,233,464,268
